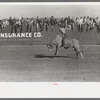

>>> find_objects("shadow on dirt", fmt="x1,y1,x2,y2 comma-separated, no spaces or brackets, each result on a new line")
34,54,78,59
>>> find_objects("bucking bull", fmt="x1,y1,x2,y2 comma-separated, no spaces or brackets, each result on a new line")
47,28,84,59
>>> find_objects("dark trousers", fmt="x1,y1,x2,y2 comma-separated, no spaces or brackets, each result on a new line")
11,24,17,33
78,24,83,32
20,24,23,33
96,25,100,33
26,24,29,32
0,24,2,32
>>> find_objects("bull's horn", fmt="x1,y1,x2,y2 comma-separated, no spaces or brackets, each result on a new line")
47,43,50,48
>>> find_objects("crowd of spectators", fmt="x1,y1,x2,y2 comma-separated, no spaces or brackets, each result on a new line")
0,15,100,33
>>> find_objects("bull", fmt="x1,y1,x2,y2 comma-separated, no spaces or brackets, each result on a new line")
47,34,84,59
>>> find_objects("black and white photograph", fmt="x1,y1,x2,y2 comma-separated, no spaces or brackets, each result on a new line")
0,2,100,98
0,3,100,82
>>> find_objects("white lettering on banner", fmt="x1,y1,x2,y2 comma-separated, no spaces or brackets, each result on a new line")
1,33,5,37
34,32,42,37
29,33,32,37
0,33,32,38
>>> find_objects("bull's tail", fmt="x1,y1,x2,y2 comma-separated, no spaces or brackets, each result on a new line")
77,41,84,59
79,42,84,53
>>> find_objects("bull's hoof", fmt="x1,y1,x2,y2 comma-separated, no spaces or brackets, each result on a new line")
55,54,58,56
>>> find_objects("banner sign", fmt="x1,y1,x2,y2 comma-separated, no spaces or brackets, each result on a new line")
0,32,43,38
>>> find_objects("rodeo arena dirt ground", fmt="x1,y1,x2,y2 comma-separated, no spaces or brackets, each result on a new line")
0,20,100,82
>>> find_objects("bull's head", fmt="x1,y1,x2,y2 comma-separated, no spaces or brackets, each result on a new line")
47,42,52,51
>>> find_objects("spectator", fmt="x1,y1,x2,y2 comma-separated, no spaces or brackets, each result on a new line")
78,17,83,32
50,16,55,31
0,17,3,32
